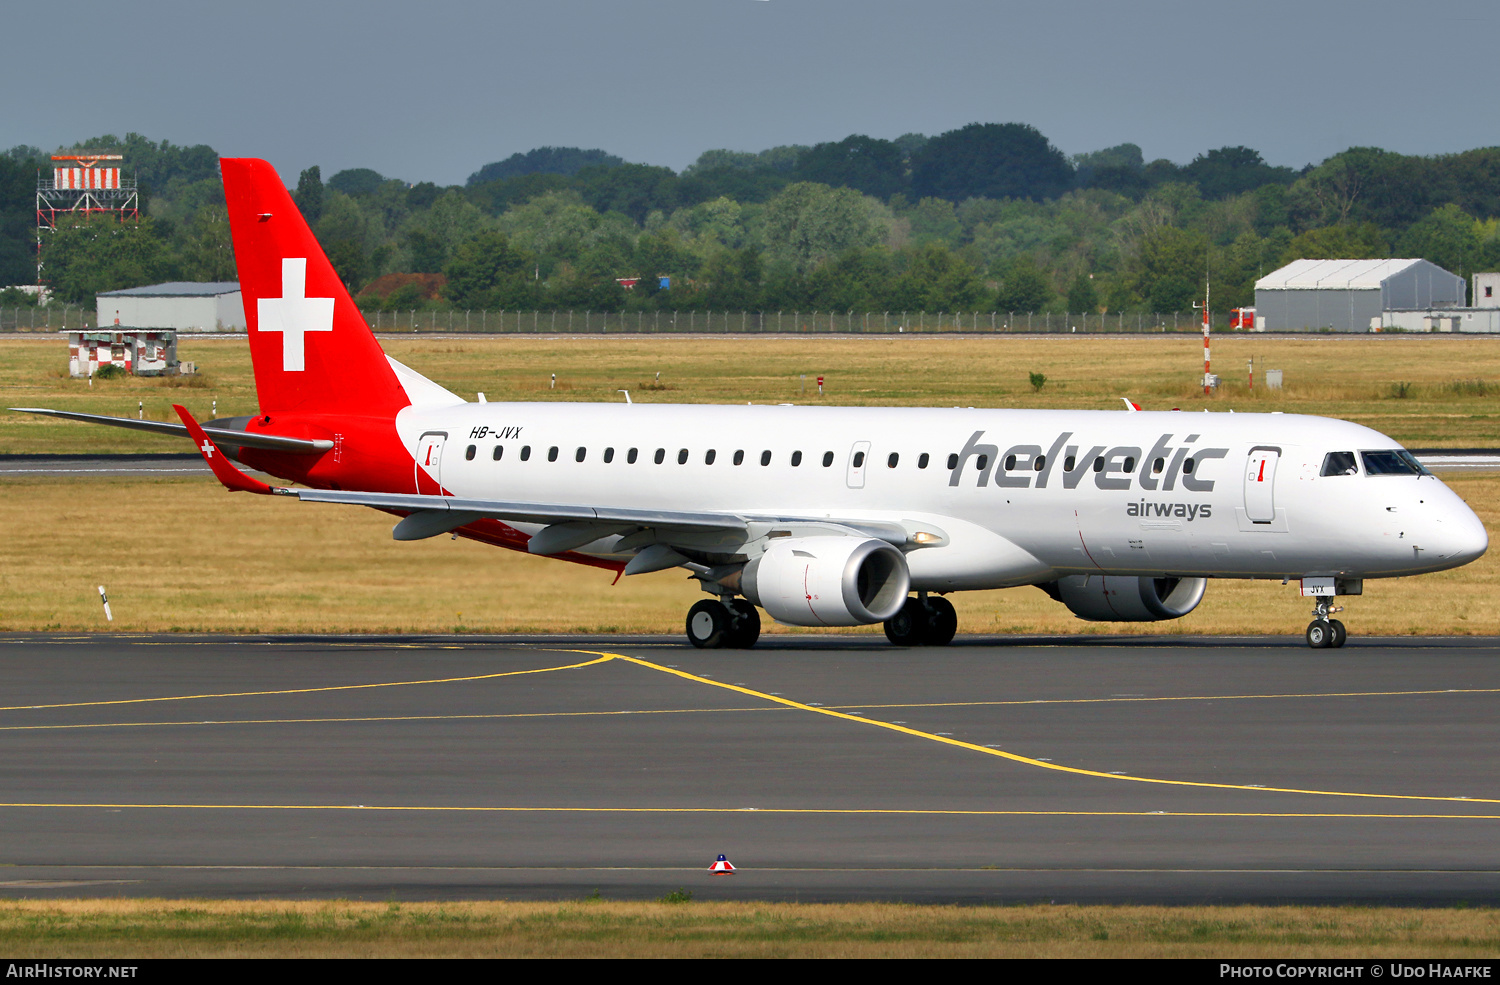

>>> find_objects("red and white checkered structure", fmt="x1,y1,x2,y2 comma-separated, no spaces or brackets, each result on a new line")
54,167,122,189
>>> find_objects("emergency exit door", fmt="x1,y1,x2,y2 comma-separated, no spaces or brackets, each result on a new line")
847,440,871,489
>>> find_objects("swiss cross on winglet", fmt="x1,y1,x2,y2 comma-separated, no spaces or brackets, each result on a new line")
173,404,278,495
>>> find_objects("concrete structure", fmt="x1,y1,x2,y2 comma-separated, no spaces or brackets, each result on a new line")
95,282,244,333
68,329,178,377
1254,259,1465,332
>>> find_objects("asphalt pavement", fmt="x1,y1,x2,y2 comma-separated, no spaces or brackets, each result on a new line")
0,632,1498,904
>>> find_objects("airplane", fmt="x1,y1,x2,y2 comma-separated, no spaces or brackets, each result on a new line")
14,158,1490,649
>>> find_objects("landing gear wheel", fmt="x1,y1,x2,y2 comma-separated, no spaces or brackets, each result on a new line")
1329,619,1347,648
725,600,761,649
884,598,931,646
1306,621,1333,649
687,600,731,649
925,596,958,646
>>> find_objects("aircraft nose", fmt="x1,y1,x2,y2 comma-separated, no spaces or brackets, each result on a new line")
1433,495,1488,565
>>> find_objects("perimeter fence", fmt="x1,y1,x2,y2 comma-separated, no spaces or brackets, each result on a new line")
0,306,1233,335
0,306,94,333
355,308,1220,334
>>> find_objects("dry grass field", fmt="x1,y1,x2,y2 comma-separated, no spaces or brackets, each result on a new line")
4,333,1500,452
1,469,1497,636
0,899,1495,958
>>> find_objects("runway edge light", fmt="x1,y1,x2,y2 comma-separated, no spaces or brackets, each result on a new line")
709,854,735,874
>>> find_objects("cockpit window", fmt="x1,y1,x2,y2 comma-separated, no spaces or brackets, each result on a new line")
1321,451,1358,476
1360,450,1429,476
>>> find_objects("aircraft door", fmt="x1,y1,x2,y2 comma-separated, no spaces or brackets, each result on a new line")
415,431,447,495
847,440,871,489
1244,446,1280,523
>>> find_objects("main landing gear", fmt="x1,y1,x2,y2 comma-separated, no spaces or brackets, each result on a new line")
1305,595,1348,649
686,598,761,649
883,593,958,647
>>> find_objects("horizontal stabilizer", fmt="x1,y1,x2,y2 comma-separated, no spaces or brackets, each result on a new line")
10,407,332,455
172,404,276,495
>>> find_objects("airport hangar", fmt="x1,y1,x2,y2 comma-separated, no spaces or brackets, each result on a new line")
1253,257,1480,332
95,281,245,333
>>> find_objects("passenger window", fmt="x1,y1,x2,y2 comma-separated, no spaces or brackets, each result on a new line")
547,446,559,462
603,447,614,463
654,448,665,465
1092,457,1104,473
1004,454,1016,471
465,444,476,461
823,451,834,467
888,452,899,468
1321,451,1358,476
677,448,689,465
1124,456,1136,473
733,450,744,465
1153,457,1164,473
575,447,586,463
1183,457,1194,474
761,450,772,466
627,448,638,464
1065,455,1076,472
947,453,958,470
492,445,503,461
854,451,866,468
705,449,716,465
520,445,531,461
918,453,929,469
790,451,801,466
1034,456,1045,471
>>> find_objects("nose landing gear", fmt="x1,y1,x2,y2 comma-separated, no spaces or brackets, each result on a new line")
1305,595,1348,649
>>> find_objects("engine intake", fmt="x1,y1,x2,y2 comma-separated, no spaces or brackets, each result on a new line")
1043,575,1206,622
742,537,910,627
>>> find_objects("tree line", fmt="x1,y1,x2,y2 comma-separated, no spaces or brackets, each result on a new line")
4,125,1500,316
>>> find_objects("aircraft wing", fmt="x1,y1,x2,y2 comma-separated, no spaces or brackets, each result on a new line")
295,487,748,535
291,487,923,551
10,407,333,455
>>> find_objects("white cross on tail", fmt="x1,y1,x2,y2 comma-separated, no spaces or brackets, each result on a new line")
257,258,334,372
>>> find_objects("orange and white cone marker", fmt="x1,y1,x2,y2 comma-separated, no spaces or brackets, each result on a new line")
709,854,735,874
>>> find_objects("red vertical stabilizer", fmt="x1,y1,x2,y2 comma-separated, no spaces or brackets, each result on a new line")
221,158,409,417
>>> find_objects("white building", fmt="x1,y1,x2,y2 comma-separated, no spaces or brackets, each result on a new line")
1473,272,1500,308
95,282,244,333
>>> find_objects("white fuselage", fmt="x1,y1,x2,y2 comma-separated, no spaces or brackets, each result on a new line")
394,402,1488,590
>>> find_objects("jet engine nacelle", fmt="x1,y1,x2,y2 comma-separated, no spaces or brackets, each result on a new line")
1046,575,1207,622
742,537,910,627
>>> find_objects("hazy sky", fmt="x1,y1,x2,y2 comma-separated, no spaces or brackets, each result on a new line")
8,0,1498,186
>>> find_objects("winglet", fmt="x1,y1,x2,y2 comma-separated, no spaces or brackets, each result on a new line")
1121,397,1141,412
173,404,276,494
